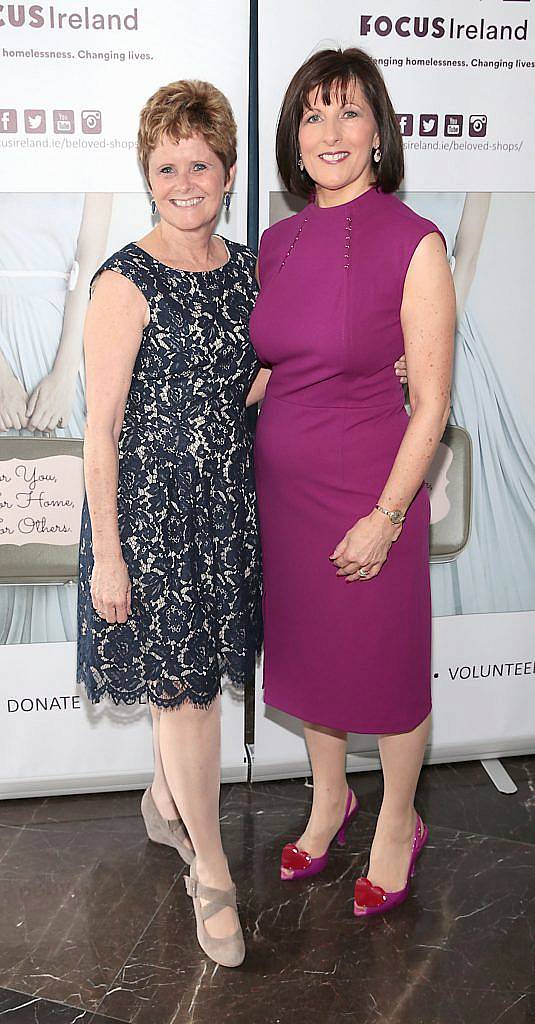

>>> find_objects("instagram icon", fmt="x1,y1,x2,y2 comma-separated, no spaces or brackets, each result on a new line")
81,110,102,134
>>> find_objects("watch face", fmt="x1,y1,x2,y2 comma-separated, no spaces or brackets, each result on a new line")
391,511,403,524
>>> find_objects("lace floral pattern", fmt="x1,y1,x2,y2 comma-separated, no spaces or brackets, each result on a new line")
77,239,262,709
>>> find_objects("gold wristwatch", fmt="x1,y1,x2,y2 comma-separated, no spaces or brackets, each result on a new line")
374,504,406,526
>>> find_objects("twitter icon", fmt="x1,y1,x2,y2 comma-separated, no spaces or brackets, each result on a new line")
419,114,438,137
24,109,46,133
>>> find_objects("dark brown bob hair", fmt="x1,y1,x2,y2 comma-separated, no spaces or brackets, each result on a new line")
276,47,404,199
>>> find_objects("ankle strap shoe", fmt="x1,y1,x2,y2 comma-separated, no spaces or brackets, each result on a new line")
185,858,245,968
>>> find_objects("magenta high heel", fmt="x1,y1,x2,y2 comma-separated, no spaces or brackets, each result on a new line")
353,814,428,916
280,789,359,881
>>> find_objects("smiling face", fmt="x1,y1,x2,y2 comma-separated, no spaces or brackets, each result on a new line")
298,79,380,206
147,132,235,232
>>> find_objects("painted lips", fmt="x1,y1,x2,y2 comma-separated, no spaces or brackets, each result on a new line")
318,151,350,164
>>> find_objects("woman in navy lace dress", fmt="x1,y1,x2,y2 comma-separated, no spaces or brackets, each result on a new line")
77,81,266,968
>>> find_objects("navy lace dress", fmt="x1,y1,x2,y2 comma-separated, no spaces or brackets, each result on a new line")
77,238,262,709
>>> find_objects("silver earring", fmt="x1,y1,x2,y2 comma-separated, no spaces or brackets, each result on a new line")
297,155,304,172
373,148,381,164
224,192,231,210
151,198,156,215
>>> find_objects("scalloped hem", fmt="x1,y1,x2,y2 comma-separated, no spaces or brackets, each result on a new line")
78,680,223,712
77,651,262,712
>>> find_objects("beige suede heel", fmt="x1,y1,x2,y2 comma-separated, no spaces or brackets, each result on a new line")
184,857,245,968
140,788,194,865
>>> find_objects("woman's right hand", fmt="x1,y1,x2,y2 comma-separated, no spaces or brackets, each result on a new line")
91,556,132,624
0,367,29,431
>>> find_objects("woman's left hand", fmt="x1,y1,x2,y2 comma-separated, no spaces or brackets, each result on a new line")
329,510,402,582
394,353,408,385
26,368,76,432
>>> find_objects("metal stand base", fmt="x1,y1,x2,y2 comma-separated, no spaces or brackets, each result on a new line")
480,758,518,794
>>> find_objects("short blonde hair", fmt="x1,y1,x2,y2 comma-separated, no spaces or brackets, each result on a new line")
137,79,237,185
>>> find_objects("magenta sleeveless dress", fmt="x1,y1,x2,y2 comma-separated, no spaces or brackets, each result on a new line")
249,187,446,734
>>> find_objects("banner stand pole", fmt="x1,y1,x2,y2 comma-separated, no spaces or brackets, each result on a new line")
247,0,259,252
480,759,518,794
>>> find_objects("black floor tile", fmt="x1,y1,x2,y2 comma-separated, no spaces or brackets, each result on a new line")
4,982,533,1024
0,809,185,1012
95,781,535,1024
0,986,97,1021
1,762,533,1024
0,790,144,828
0,783,234,830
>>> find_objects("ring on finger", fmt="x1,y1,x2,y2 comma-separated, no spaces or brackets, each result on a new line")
358,568,369,579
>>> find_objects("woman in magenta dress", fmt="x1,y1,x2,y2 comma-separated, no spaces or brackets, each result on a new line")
249,48,455,915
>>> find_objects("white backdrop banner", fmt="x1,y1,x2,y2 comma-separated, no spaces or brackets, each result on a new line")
255,1,535,777
1,1,534,797
0,0,250,232
258,0,535,218
0,642,247,797
0,2,251,796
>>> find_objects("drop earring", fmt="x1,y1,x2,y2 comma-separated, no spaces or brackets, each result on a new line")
151,198,157,215
297,154,304,172
373,147,381,164
224,192,231,211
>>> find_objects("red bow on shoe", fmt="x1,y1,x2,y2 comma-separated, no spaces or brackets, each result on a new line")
354,876,387,908
281,843,312,871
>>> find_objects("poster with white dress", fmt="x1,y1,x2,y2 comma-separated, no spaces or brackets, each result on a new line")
0,197,250,793
400,191,535,618
0,193,106,643
0,2,251,794
255,0,535,775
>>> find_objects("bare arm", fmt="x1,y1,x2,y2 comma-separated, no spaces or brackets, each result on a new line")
452,192,490,318
83,270,147,621
246,367,271,406
331,233,455,581
378,233,454,511
27,192,113,431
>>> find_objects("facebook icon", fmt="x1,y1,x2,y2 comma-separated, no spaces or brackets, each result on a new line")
0,109,17,133
397,114,413,137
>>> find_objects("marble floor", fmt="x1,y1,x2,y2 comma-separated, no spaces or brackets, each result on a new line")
0,756,534,1023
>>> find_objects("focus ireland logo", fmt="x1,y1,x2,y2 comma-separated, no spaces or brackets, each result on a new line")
0,5,139,30
359,14,528,42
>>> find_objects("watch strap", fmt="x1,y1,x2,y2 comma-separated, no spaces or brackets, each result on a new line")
374,504,406,525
